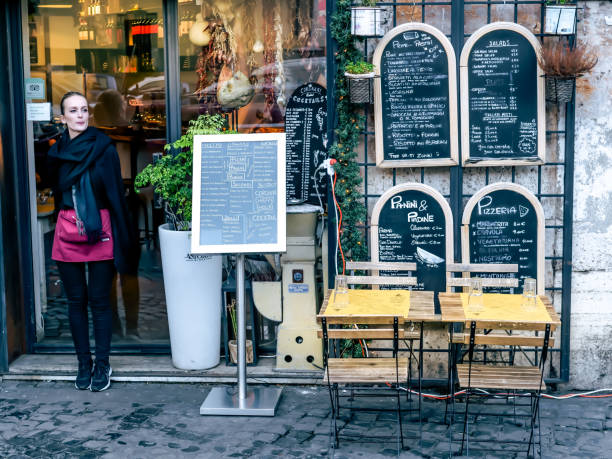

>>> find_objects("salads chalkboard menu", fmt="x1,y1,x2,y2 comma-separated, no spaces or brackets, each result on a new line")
190,133,286,254
284,83,328,205
460,23,545,166
462,184,544,294
372,183,454,312
373,23,458,168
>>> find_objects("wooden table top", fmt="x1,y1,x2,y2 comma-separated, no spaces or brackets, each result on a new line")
317,289,437,324
439,292,561,330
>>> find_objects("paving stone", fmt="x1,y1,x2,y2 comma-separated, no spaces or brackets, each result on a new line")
0,381,611,457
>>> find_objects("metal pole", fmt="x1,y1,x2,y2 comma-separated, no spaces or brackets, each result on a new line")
236,254,247,400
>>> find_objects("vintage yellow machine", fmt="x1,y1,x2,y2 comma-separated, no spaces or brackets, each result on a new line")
252,204,324,371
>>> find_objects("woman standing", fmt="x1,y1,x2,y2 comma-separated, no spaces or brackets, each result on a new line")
49,91,139,391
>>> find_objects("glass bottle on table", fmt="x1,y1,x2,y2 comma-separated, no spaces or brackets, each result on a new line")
468,277,484,315
522,278,537,311
334,275,349,308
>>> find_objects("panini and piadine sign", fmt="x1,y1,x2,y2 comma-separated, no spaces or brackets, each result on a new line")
460,22,545,166
191,133,286,254
461,183,545,294
371,183,454,312
373,23,458,168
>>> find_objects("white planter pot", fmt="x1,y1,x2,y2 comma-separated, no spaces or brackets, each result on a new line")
159,223,222,370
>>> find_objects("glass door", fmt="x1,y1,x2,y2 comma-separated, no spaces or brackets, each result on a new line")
25,0,169,349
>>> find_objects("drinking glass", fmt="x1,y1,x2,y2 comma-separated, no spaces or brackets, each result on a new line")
468,277,484,315
522,278,537,311
334,275,349,308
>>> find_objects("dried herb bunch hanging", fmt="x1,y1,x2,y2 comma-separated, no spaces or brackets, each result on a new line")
538,40,598,78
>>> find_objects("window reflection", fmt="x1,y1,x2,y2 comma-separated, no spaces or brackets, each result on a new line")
179,0,327,132
28,0,168,346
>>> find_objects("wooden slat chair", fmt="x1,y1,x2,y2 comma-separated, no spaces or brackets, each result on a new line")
345,261,423,428
452,310,559,458
444,263,519,423
318,262,416,452
319,305,407,451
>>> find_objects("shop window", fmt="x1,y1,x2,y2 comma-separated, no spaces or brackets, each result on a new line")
178,0,327,132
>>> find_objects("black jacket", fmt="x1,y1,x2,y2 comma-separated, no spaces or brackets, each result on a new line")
48,127,140,274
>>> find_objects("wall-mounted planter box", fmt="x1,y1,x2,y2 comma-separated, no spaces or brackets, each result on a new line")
345,72,375,104
544,5,577,35
545,76,575,103
351,7,386,37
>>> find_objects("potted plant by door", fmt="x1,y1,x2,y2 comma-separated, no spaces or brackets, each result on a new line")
538,40,598,104
226,298,254,364
351,0,386,37
135,114,236,370
345,61,376,104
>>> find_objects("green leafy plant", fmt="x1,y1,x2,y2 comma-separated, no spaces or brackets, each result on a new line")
227,298,238,340
329,0,368,273
134,114,236,231
358,0,378,6
345,60,375,75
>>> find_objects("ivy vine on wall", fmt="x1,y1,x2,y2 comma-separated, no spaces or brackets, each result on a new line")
329,0,369,270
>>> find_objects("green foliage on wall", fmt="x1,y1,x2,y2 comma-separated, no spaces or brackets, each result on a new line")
329,0,368,272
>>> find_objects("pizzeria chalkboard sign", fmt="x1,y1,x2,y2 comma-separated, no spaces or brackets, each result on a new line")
460,23,545,166
284,83,327,205
191,133,286,254
373,23,458,168
371,183,454,312
461,183,545,294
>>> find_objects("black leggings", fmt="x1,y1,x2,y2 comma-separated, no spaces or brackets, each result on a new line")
57,260,116,364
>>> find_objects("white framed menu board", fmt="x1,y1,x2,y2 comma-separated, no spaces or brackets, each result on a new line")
191,133,287,254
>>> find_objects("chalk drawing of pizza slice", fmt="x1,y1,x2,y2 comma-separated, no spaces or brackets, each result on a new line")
416,247,445,267
519,205,529,217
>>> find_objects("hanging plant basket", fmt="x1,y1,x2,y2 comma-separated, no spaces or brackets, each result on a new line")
345,72,376,104
351,7,386,37
545,76,575,104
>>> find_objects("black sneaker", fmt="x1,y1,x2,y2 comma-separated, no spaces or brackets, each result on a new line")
90,360,112,392
75,359,93,390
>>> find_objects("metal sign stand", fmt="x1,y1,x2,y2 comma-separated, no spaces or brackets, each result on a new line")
200,254,282,416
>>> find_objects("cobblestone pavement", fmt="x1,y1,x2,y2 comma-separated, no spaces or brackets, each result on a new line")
0,380,610,458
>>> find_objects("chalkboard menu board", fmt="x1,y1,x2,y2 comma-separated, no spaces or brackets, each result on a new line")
372,183,454,312
460,23,545,166
284,83,328,205
462,183,544,294
373,23,458,168
191,133,286,254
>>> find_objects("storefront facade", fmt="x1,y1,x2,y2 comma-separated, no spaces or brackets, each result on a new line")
2,1,611,388
0,0,329,371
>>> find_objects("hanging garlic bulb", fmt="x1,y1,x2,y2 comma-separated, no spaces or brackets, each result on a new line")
252,40,264,53
189,13,211,46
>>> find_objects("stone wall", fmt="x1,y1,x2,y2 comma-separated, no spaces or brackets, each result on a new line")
352,2,612,388
569,1,612,389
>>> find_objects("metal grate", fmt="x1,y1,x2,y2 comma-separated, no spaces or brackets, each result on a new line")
326,0,575,383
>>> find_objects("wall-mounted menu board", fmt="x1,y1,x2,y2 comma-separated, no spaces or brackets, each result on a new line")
371,183,454,312
191,133,287,254
460,22,545,167
284,83,328,205
373,23,458,168
461,183,545,294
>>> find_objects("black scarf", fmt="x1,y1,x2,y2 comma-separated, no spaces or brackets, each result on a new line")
49,127,111,243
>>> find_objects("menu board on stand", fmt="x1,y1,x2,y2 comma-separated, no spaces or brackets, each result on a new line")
191,133,286,416
373,23,458,168
460,22,545,166
461,183,545,294
371,183,454,313
284,83,328,205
